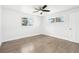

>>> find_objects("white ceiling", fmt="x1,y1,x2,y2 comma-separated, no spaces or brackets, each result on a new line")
3,5,79,16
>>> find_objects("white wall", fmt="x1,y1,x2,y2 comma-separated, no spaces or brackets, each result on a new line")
0,6,2,46
43,15,65,39
43,7,79,43
2,7,41,42
38,16,46,34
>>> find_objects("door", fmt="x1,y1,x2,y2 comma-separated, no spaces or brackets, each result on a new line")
68,12,79,42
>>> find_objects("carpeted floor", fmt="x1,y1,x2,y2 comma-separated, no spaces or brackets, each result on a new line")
0,34,79,53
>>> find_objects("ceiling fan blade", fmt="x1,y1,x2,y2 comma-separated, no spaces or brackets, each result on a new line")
42,5,47,9
34,8,40,10
42,10,50,12
33,10,39,13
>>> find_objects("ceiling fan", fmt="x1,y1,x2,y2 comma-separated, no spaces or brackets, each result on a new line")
33,5,50,14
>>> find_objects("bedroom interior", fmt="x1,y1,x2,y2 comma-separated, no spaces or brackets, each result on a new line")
0,5,79,53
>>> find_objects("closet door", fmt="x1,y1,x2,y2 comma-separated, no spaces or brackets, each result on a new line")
69,12,79,42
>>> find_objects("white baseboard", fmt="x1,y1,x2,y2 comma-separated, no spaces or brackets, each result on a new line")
44,33,65,39
2,33,79,44
44,33,79,43
2,33,40,42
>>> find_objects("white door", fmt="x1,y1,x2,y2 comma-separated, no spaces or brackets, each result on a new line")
68,12,79,42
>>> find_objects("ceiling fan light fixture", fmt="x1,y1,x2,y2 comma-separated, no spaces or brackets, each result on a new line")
33,5,50,15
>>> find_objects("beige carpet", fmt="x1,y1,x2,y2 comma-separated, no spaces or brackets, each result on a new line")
0,34,79,53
